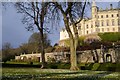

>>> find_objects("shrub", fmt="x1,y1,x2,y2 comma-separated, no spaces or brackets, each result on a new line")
92,63,100,71
115,63,120,71
86,63,94,70
57,63,70,69
98,32,120,42
79,63,120,71
46,63,58,69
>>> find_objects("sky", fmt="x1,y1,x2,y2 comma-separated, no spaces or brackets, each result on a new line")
1,1,119,49
2,3,60,49
2,4,33,48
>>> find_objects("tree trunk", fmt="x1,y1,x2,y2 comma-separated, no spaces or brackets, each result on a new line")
63,14,79,71
70,38,79,71
40,3,46,68
39,31,46,68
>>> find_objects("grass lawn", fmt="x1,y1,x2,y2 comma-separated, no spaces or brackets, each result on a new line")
2,68,120,80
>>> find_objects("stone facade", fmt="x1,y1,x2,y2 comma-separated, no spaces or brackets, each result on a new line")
15,53,54,62
59,1,120,46
77,49,116,63
15,47,120,63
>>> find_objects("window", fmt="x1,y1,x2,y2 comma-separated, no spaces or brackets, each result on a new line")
98,28,100,32
106,15,108,18
101,15,103,18
117,14,119,17
107,28,109,31
87,31,89,34
118,19,120,25
95,22,97,26
101,20,104,26
86,24,88,29
96,28,100,32
102,28,104,32
112,19,114,26
78,24,81,29
91,21,93,28
119,27,120,31
91,30,93,33
95,15,96,18
107,20,109,26
111,14,114,17
91,24,93,28
98,21,99,27
113,28,115,31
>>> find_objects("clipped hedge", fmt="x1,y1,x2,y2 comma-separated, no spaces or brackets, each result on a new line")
2,62,120,71
79,63,120,72
47,63,120,72
98,32,120,42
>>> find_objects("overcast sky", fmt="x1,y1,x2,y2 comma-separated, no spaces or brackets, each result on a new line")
1,1,119,49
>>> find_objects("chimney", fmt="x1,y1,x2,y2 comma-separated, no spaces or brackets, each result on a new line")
110,4,113,9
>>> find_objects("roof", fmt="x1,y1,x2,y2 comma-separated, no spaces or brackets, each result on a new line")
98,8,120,12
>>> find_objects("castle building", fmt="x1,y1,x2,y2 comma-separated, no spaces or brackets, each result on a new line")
59,1,120,46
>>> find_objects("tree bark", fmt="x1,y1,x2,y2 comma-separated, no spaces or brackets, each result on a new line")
70,38,79,70
63,15,79,71
39,30,46,68
39,2,47,68
69,14,79,70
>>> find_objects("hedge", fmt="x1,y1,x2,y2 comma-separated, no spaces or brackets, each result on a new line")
2,62,120,71
98,32,120,42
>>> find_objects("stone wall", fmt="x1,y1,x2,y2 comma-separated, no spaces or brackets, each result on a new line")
77,48,120,63
15,48,120,63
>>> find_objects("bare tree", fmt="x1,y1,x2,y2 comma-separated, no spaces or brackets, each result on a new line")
15,2,49,68
28,32,51,53
2,42,12,62
51,1,87,70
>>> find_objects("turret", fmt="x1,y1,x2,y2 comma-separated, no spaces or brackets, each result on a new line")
92,0,98,18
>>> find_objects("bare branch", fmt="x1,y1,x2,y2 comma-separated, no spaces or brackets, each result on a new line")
75,0,87,25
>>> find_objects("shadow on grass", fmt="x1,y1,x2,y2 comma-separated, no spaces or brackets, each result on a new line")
2,70,117,80
2,63,41,68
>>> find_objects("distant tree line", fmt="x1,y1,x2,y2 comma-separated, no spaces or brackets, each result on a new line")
2,32,53,63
